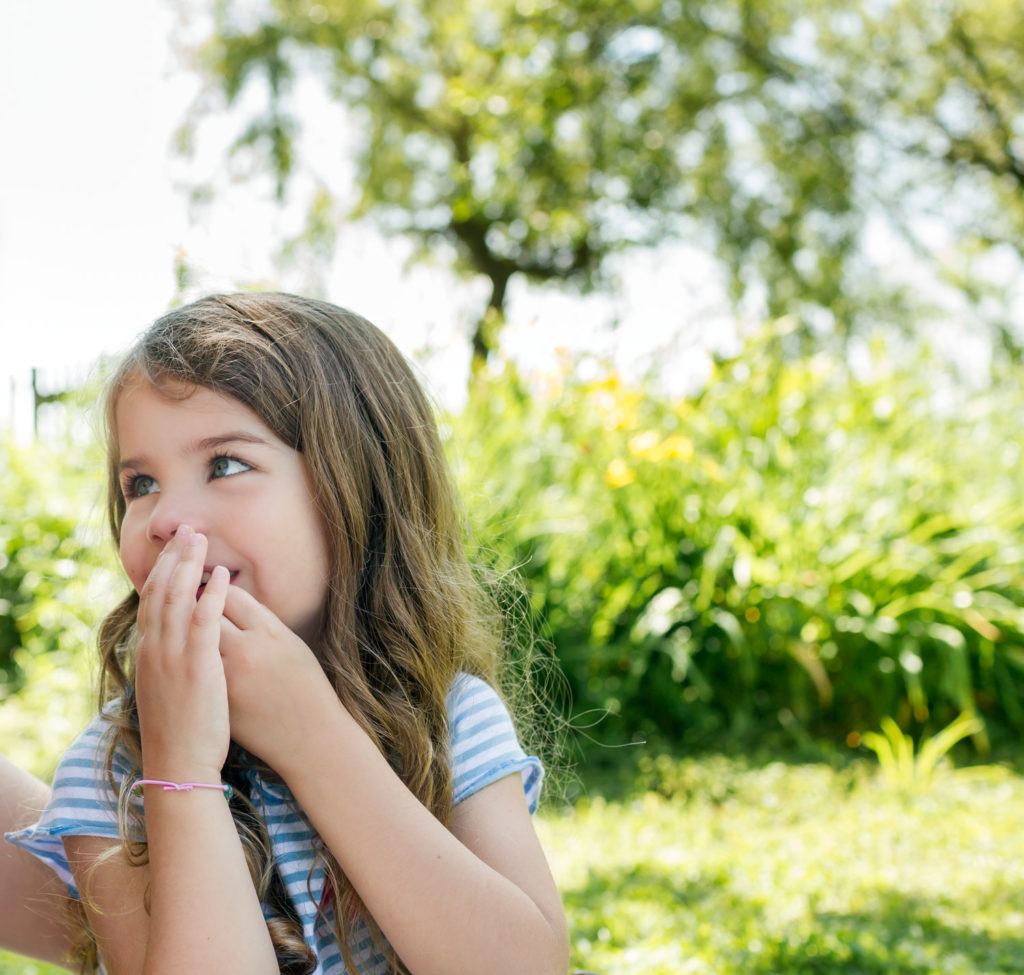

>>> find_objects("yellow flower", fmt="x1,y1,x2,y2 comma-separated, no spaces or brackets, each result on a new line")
628,431,660,456
627,431,695,463
604,458,636,487
701,457,724,481
657,435,694,461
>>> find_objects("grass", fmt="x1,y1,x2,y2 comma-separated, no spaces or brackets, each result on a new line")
2,753,1023,974
541,753,1024,975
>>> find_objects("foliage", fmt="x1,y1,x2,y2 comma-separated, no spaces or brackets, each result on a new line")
0,420,122,778
181,0,1024,357
2,322,1023,766
450,322,1024,752
0,444,116,666
861,711,984,793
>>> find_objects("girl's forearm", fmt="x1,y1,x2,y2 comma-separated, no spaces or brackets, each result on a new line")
275,698,568,975
139,782,278,975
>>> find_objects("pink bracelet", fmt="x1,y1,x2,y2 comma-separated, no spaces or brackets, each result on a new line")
131,779,234,801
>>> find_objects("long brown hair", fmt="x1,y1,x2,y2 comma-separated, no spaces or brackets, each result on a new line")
83,293,505,973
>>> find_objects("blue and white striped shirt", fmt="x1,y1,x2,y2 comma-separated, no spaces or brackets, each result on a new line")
6,673,542,974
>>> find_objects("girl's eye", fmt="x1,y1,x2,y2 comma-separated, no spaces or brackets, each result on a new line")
124,474,158,499
210,455,251,479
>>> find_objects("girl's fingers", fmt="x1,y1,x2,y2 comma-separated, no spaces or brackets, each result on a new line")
221,583,265,631
189,565,230,651
158,531,207,644
219,586,263,665
218,612,243,653
162,531,206,609
137,525,192,641
138,527,210,657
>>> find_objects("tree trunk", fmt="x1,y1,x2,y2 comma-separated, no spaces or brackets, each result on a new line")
469,271,511,378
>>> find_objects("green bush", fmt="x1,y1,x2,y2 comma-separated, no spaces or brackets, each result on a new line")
451,324,1024,751
3,326,1023,773
0,427,121,777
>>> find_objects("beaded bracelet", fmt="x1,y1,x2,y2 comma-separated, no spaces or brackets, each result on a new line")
131,779,234,801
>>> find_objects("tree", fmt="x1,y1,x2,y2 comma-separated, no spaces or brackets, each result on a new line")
180,0,1024,365
813,0,1024,361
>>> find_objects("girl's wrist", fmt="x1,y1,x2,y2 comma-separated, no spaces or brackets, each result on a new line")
274,696,367,789
132,778,234,800
140,759,225,785
248,679,348,779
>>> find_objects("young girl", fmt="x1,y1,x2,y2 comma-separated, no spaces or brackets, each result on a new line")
7,293,569,975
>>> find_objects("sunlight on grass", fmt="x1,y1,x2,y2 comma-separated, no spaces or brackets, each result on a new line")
536,757,1024,975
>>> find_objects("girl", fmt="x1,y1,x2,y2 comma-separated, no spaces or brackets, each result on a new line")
7,293,569,975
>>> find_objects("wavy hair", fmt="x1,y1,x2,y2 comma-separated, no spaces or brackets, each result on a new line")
78,293,506,974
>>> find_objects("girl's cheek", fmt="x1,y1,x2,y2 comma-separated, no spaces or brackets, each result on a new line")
118,529,148,593
121,555,146,594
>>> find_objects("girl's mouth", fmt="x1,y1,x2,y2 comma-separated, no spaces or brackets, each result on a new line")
196,569,238,601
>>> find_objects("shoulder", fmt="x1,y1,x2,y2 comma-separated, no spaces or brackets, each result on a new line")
50,706,135,799
447,671,504,718
446,673,516,751
447,674,544,813
4,708,136,896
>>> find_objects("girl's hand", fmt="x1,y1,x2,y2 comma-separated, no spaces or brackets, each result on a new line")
135,525,232,782
218,585,337,770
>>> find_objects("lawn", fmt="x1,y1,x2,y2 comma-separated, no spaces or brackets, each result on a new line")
2,753,1023,974
541,754,1024,974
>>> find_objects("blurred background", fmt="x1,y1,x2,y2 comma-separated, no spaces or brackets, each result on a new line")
2,1,1023,973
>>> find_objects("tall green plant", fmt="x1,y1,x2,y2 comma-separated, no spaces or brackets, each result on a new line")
4,330,1023,767
450,325,1024,750
861,711,984,792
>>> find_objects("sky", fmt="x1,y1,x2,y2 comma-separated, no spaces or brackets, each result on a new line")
0,0,188,435
0,0,722,442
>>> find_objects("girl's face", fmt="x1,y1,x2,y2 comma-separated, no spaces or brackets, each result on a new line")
116,379,331,645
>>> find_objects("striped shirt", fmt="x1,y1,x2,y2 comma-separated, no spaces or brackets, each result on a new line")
6,673,542,974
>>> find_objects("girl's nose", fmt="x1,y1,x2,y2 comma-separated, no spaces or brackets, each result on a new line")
145,492,207,545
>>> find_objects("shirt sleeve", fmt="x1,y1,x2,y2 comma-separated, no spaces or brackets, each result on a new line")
447,673,544,813
4,711,134,897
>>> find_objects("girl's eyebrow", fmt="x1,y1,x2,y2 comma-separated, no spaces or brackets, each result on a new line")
118,431,276,472
192,431,276,453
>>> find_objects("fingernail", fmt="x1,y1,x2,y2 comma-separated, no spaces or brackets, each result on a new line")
188,532,204,547
175,524,193,539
